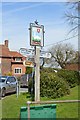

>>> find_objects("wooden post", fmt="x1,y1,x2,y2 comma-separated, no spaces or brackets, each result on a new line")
27,101,31,120
35,46,40,102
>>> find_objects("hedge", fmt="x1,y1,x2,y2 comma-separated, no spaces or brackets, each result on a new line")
57,69,79,88
28,67,79,99
40,71,70,98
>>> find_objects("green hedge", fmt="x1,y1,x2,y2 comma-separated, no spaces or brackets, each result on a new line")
57,69,79,88
28,67,79,99
40,71,70,98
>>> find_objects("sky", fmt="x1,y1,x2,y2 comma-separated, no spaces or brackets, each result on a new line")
0,1,78,52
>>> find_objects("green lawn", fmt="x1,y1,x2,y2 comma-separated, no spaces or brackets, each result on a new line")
1,85,80,119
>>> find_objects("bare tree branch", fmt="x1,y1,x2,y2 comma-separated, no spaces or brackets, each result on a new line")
64,1,80,35
48,43,77,69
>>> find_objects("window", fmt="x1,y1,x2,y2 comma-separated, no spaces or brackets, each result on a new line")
11,77,16,82
7,77,16,83
15,58,21,62
7,77,12,83
14,68,22,74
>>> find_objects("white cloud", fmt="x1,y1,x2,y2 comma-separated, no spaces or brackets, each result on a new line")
3,3,47,14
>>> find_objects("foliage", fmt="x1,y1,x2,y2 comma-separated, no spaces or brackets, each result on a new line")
28,67,79,99
40,71,70,98
57,69,80,88
40,67,59,73
4,71,12,76
25,67,32,74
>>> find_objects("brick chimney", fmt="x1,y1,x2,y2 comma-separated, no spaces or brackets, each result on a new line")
5,40,8,47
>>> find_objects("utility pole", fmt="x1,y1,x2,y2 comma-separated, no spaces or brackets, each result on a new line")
35,46,40,102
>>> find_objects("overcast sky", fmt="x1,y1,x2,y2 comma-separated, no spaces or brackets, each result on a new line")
0,1,78,52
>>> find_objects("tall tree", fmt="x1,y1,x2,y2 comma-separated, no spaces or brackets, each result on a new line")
48,43,77,69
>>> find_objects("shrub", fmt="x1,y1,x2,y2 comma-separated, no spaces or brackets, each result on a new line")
40,71,70,98
57,69,79,88
4,72,12,76
40,67,59,73
25,67,32,74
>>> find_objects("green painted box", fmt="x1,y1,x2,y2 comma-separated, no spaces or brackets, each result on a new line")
20,104,56,120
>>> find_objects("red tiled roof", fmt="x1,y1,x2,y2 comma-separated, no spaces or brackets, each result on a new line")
0,44,26,60
10,51,24,57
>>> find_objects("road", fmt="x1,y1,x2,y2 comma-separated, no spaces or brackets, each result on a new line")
19,87,28,93
0,87,28,100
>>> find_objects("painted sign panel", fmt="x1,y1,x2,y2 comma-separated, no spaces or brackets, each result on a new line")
19,48,27,57
23,60,34,67
40,52,52,58
19,48,34,58
30,23,44,46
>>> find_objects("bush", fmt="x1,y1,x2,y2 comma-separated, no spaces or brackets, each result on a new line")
40,71,70,98
40,67,59,73
57,69,79,88
4,72,12,76
25,67,32,74
28,68,79,99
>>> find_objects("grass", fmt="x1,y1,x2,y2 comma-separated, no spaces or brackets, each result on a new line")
57,86,79,118
0,98,2,119
41,85,79,118
1,85,80,119
1,93,31,118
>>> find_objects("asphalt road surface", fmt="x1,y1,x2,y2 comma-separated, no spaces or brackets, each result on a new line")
19,87,28,93
0,87,28,99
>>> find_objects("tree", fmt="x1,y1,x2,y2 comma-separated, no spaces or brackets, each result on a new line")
48,43,77,69
65,1,80,35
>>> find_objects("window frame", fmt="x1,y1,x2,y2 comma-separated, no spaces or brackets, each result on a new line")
14,68,22,74
15,58,22,62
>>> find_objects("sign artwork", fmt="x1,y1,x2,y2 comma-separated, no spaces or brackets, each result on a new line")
30,23,44,46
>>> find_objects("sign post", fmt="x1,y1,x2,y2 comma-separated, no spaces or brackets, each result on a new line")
35,46,40,101
29,21,44,102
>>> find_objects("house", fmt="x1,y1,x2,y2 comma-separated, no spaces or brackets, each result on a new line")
0,40,26,77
